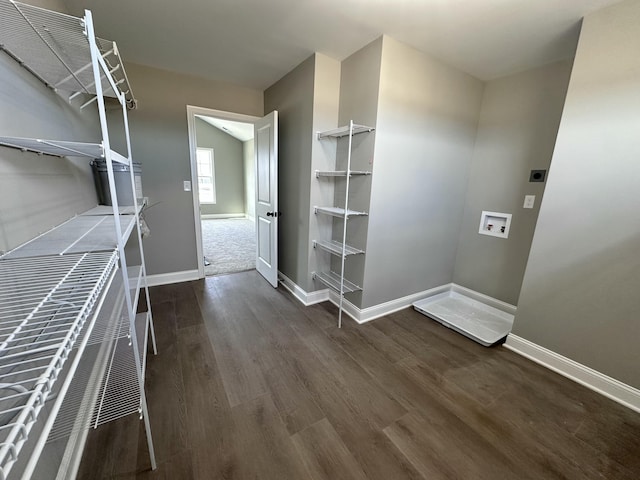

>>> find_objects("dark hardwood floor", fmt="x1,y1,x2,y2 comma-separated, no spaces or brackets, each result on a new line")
78,270,640,479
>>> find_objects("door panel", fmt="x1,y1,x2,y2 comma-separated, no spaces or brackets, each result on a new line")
255,111,278,287
257,132,271,203
258,217,272,265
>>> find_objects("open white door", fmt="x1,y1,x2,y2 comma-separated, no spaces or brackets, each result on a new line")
255,111,278,287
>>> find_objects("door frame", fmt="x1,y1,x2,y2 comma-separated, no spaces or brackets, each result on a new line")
186,105,260,279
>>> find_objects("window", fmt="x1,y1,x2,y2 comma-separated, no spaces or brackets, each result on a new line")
196,148,216,204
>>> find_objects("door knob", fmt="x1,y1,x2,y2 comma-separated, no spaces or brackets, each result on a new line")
266,211,281,217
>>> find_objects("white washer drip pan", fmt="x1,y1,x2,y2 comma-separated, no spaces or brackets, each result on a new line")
413,291,514,346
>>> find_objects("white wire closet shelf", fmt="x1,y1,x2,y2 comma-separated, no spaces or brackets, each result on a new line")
0,0,136,108
314,206,368,218
1,215,137,259
317,124,375,139
45,277,150,445
313,240,364,257
0,251,118,480
82,201,147,217
0,137,129,165
313,271,362,293
315,170,371,177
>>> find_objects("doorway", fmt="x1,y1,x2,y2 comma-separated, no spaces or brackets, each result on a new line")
186,106,260,278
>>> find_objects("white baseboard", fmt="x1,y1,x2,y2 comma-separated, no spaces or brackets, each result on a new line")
278,276,450,324
200,213,246,220
327,291,359,322
279,278,515,327
278,272,329,306
278,276,513,328
328,283,453,324
451,283,517,314
504,334,640,413
146,269,200,287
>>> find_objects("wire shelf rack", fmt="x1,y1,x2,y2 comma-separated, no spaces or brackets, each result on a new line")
0,137,129,164
40,275,149,444
1,215,137,260
47,312,147,443
0,0,136,108
313,239,364,257
317,124,375,139
0,250,118,480
315,170,371,177
314,206,368,218
312,271,362,293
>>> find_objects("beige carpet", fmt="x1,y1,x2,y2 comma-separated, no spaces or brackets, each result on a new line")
201,218,255,276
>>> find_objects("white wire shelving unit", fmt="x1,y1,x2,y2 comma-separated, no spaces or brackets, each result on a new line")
312,121,374,328
0,1,157,478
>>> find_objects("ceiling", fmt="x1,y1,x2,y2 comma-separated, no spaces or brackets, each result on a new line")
196,115,254,142
61,0,621,91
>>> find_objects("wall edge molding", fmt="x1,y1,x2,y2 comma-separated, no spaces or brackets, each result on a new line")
328,283,453,324
451,283,517,314
146,269,200,287
278,273,329,306
504,334,640,413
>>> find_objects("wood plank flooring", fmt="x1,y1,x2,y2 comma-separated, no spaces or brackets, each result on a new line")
78,271,640,479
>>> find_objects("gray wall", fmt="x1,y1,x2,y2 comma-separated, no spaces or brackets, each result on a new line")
0,47,100,254
263,52,341,292
25,0,67,10
308,53,342,292
453,60,573,305
243,139,256,219
195,118,245,215
122,63,262,276
513,0,640,388
360,36,484,309
264,55,315,288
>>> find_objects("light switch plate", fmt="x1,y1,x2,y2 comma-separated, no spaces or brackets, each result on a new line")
183,180,191,192
523,195,535,209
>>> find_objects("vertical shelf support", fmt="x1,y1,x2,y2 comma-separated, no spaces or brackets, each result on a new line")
84,9,157,470
337,121,355,328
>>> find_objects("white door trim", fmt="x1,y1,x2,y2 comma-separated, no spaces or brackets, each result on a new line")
186,105,260,279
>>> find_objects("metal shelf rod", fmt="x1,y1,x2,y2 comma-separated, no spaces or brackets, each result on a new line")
337,121,355,328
